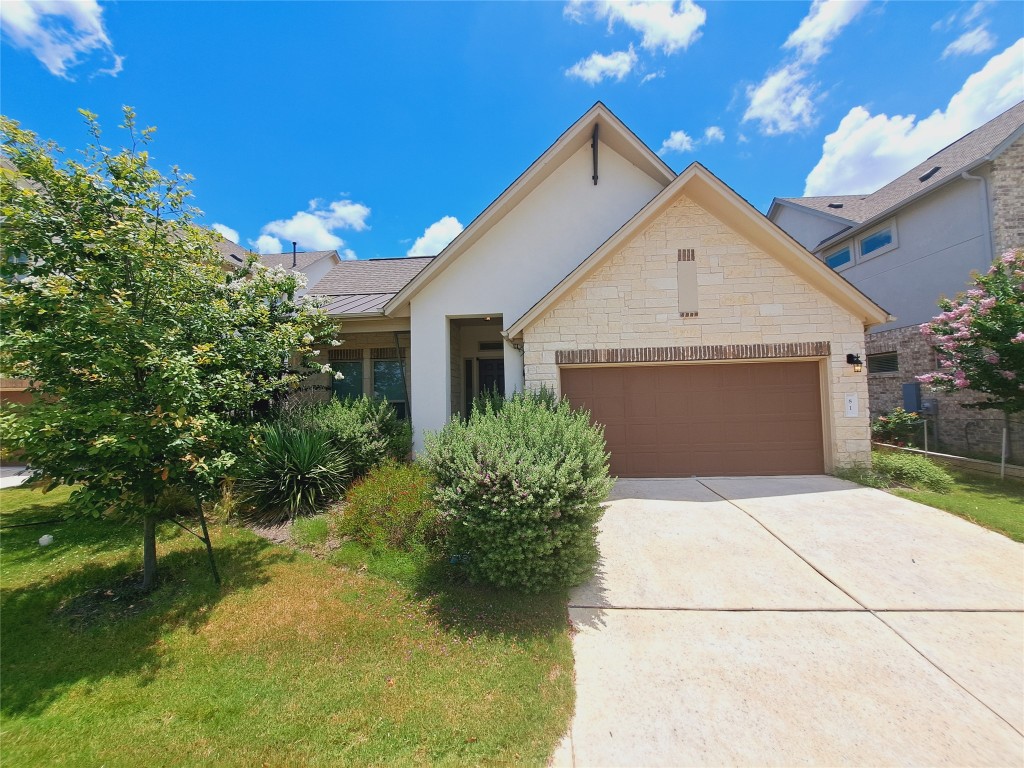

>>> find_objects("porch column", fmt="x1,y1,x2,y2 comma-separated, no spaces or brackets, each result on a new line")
410,311,450,454
503,338,524,397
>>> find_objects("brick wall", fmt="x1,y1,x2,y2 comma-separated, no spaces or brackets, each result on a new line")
866,326,1023,462
521,193,873,469
990,134,1024,256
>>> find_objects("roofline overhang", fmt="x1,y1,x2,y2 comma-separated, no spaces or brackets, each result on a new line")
767,197,858,227
507,162,890,338
382,101,676,317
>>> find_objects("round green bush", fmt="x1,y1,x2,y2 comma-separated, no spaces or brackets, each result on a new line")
871,451,955,493
424,390,613,592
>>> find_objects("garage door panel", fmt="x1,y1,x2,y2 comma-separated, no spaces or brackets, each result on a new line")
561,361,825,477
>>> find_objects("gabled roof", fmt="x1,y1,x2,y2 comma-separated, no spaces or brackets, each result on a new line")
309,256,435,316
383,102,676,315
259,249,339,270
214,237,250,267
774,100,1024,249
506,162,890,338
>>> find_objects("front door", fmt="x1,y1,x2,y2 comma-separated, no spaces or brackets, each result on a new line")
477,358,505,398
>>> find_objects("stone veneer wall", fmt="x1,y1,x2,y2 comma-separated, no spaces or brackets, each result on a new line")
866,326,1023,462
522,193,872,469
990,134,1024,256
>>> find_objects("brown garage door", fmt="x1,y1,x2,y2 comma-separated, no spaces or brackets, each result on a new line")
561,361,824,477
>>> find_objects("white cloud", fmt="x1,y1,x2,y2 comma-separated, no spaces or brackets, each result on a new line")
658,130,695,155
703,125,725,143
256,198,370,253
743,0,868,135
211,223,240,243
0,0,122,79
407,216,464,257
943,25,996,58
640,70,664,84
340,248,357,261
804,39,1024,196
582,0,707,55
783,0,869,64
566,46,637,84
252,235,283,255
743,64,816,135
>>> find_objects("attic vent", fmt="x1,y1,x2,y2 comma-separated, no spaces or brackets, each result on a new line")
479,341,503,351
328,348,361,362
677,248,695,262
918,166,941,182
827,203,844,209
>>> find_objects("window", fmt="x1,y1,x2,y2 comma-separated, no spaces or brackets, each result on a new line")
824,246,851,270
867,351,899,374
859,222,896,259
331,361,363,400
373,360,407,419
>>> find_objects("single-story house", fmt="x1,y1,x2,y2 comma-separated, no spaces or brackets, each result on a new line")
304,102,889,477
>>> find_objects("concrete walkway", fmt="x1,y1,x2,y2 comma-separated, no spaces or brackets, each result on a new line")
0,464,31,489
553,476,1024,767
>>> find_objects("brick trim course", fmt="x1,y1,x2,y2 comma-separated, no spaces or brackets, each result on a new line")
556,341,830,366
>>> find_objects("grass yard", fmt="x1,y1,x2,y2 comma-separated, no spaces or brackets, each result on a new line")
0,486,574,766
892,470,1024,543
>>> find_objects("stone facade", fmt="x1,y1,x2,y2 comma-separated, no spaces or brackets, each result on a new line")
990,134,1024,256
521,193,873,470
866,326,1023,462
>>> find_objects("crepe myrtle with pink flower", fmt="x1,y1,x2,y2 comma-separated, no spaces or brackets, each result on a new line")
918,248,1024,413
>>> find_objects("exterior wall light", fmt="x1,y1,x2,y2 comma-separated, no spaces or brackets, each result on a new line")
846,353,863,373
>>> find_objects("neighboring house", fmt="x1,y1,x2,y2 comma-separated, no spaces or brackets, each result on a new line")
215,237,341,295
769,101,1024,461
305,102,887,477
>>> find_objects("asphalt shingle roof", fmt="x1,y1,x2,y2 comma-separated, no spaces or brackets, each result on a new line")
259,250,338,270
779,101,1024,244
308,256,435,314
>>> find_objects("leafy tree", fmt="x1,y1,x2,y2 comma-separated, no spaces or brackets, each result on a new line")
918,248,1024,413
0,109,339,589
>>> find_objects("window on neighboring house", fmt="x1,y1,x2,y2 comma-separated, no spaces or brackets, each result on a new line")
859,223,896,258
824,246,851,270
867,351,899,374
373,359,408,419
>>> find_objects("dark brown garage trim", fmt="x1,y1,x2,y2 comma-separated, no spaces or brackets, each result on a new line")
556,341,831,366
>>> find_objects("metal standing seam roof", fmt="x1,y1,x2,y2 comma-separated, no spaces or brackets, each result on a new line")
778,100,1024,245
308,256,436,315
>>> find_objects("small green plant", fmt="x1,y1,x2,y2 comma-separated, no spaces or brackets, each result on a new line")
337,461,436,552
424,389,612,592
238,425,349,524
836,451,955,493
284,396,411,478
291,515,332,548
871,407,922,446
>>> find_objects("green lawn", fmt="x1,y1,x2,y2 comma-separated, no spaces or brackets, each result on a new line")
892,470,1024,543
0,486,574,766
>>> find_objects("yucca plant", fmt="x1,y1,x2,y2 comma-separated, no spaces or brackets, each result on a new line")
239,425,350,524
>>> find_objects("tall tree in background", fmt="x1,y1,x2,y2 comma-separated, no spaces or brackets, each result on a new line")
0,109,338,589
919,248,1024,414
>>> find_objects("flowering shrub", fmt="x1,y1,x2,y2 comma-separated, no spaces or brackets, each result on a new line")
919,248,1024,413
423,390,612,592
870,407,921,446
337,461,436,552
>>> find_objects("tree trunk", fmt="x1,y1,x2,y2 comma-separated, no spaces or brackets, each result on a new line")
142,513,158,590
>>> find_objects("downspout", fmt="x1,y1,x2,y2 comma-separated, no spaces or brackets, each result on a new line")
961,169,994,264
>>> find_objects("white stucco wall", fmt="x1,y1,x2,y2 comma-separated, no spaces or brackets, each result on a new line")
409,140,667,450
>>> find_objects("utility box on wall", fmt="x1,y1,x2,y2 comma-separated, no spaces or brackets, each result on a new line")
902,382,922,413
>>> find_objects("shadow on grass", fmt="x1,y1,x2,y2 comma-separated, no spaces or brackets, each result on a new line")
0,533,295,719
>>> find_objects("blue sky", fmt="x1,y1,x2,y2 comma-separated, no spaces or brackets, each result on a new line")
2,1,1022,260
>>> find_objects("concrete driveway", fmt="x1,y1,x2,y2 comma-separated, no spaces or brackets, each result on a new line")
553,476,1024,767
